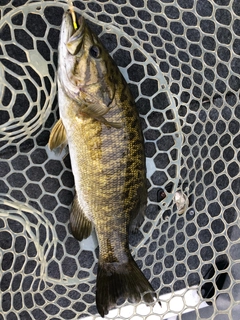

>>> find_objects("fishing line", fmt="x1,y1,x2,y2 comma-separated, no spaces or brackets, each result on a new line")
67,0,78,30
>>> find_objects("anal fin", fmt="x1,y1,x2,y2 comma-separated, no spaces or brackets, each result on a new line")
129,186,147,233
129,208,144,234
48,118,67,151
70,195,93,241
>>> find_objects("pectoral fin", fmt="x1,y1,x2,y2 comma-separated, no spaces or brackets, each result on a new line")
81,101,122,129
97,116,122,129
70,195,93,241
48,119,67,151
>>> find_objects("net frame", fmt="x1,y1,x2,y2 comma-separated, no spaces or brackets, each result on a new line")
0,0,239,319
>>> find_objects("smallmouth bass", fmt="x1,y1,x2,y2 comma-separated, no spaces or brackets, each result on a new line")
48,11,157,317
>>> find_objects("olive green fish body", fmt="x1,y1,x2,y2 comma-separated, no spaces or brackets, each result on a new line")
49,12,156,317
61,74,146,262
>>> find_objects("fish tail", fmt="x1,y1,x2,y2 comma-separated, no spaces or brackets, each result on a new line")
96,256,157,317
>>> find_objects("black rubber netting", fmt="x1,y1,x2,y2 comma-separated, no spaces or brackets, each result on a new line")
0,1,240,319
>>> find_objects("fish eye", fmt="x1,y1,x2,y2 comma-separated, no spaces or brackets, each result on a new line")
89,45,101,59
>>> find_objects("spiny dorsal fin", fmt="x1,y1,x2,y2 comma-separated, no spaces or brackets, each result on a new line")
70,195,93,241
48,119,67,151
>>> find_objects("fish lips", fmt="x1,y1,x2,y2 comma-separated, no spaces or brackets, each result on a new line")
64,12,85,56
58,12,83,99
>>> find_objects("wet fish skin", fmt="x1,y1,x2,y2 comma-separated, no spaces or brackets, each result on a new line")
49,11,156,317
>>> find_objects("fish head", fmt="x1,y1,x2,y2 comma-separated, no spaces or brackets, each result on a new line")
58,11,117,119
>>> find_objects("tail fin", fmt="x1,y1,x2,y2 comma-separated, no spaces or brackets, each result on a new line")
96,256,157,317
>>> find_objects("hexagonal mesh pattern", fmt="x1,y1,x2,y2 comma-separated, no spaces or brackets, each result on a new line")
0,0,239,319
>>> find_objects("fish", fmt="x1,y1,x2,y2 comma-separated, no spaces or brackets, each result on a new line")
48,11,157,317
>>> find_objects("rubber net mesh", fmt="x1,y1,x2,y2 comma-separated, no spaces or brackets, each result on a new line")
0,0,239,319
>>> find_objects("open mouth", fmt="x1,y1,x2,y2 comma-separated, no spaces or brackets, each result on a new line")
67,10,85,38
66,13,85,55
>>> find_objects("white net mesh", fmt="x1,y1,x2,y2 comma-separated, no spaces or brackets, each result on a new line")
0,0,239,319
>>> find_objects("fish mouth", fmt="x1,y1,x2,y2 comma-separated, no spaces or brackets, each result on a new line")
65,11,85,55
58,11,85,99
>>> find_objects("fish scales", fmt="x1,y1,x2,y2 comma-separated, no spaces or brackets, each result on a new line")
68,88,144,263
48,11,157,317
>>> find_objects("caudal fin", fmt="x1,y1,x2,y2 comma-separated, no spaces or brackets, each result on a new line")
96,256,157,317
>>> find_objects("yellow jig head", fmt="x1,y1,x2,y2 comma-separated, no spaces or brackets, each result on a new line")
68,1,78,30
